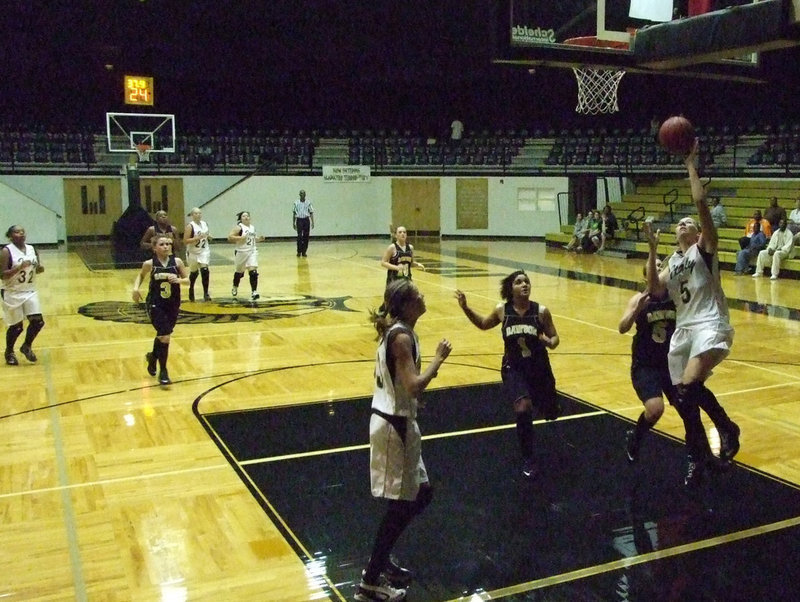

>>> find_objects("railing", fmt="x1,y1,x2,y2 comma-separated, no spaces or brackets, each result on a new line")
3,127,800,178
623,206,646,241
662,188,679,223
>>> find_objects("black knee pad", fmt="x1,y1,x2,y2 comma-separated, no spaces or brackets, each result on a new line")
29,314,45,329
200,267,209,275
676,381,702,408
8,322,24,337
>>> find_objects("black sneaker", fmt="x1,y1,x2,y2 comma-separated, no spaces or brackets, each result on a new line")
384,556,412,587
145,352,157,376
354,575,406,602
684,457,706,489
5,351,19,366
19,344,37,362
719,422,741,462
625,429,639,463
158,369,171,385
521,458,537,479
188,289,195,302
203,294,212,302
250,291,260,300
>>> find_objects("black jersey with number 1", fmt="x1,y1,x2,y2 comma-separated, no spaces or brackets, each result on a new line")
501,301,547,365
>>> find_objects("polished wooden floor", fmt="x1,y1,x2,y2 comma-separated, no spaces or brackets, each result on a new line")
2,237,799,600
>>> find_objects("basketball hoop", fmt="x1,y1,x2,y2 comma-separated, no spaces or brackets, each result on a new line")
565,37,629,115
135,143,152,162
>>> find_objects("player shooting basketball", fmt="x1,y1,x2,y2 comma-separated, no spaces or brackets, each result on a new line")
643,138,740,488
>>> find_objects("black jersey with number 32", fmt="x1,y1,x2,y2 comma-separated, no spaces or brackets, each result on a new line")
147,255,181,310
501,301,545,365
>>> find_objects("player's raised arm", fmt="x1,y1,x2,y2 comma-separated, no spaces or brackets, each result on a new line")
643,222,667,298
454,290,502,330
686,139,717,253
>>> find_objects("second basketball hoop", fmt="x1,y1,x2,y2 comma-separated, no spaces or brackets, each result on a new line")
135,143,152,162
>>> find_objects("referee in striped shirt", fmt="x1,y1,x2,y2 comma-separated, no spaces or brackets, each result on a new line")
292,190,315,257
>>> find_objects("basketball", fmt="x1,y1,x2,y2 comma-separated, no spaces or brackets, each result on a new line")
658,116,695,155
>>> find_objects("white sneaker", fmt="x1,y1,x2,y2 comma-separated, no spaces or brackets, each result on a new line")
251,291,260,300
354,575,406,601
231,286,238,297
770,275,778,280
752,272,762,278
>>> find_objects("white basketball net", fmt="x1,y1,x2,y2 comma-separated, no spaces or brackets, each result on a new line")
572,67,626,114
135,145,152,162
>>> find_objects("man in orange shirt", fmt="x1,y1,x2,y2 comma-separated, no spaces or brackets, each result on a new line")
739,210,772,249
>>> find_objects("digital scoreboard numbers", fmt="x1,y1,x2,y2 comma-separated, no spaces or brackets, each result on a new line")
124,75,154,106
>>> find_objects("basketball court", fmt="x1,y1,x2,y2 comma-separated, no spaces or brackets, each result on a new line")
4,2,800,600
3,236,799,600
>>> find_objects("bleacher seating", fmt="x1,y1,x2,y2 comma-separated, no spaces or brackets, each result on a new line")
545,176,800,278
1,120,799,177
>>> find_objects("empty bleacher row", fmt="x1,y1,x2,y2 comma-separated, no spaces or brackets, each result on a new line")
0,127,96,165
746,122,800,167
540,123,741,170
3,122,800,174
157,129,315,168
347,129,524,167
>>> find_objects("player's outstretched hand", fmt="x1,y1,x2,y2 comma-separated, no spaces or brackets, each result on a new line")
643,221,660,250
435,338,452,362
635,292,651,312
454,289,467,309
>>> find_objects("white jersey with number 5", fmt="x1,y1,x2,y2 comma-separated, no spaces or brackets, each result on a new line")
666,243,730,328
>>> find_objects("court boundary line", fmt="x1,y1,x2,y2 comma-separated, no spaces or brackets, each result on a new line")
448,515,800,601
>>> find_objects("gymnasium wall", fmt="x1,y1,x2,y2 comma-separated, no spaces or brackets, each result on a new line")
0,174,570,244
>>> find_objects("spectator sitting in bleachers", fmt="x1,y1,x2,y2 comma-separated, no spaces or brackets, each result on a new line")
787,196,800,236
753,218,795,280
763,196,787,233
565,212,588,252
735,221,767,275
596,205,618,254
584,210,603,253
710,196,727,228
739,210,772,250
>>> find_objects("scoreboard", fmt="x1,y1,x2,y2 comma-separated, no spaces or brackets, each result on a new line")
124,75,154,106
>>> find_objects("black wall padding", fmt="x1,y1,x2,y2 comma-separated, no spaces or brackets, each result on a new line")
633,0,792,68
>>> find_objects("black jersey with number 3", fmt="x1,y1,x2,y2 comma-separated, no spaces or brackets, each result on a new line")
147,255,181,311
632,294,676,369
501,301,545,365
